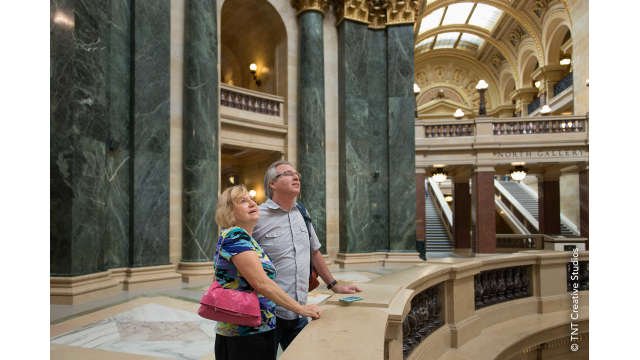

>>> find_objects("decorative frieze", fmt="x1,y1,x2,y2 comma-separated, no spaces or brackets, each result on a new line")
474,265,532,310
402,283,444,359
291,0,330,15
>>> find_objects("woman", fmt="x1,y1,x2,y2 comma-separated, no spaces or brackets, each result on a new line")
213,185,321,360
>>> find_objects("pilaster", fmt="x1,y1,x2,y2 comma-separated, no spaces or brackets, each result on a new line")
472,166,496,253
510,87,538,116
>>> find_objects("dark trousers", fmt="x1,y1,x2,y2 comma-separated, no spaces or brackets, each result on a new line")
215,330,276,360
275,317,309,351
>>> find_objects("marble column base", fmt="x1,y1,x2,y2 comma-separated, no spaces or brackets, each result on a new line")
176,261,214,283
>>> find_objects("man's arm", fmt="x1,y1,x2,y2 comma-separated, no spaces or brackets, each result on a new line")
311,250,362,294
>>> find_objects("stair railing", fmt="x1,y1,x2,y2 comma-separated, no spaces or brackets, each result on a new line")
516,181,580,235
426,178,453,242
494,180,539,233
494,197,530,235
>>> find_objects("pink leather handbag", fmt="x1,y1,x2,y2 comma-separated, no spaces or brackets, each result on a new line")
198,237,261,327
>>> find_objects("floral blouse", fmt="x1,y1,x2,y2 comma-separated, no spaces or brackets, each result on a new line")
214,227,277,336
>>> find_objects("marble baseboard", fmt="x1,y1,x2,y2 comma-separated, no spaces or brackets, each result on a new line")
51,271,121,305
176,262,214,283
121,264,182,291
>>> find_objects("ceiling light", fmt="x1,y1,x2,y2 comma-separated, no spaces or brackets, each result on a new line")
540,104,552,115
453,108,464,119
510,165,528,181
475,79,488,90
431,168,448,183
444,195,453,202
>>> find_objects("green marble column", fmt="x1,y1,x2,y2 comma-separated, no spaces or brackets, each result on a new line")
386,24,416,251
338,20,377,253
297,10,327,252
104,0,132,269
51,0,109,276
131,0,171,267
366,29,389,252
182,0,219,262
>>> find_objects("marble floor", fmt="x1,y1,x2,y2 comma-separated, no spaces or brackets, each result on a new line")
50,267,396,360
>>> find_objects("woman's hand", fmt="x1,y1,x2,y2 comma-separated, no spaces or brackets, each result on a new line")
299,304,321,319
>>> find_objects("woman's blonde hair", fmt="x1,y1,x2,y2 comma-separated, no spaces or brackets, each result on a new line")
215,185,250,228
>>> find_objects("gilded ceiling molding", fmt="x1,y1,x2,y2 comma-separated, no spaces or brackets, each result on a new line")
385,0,420,26
421,0,545,66
291,0,330,15
415,26,519,85
333,0,371,26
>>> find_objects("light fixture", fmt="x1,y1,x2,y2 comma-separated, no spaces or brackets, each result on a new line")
249,63,262,86
540,104,552,115
510,165,528,181
475,80,488,116
453,108,464,119
413,83,421,95
534,80,541,89
228,175,235,184
560,58,571,66
413,83,421,118
431,167,448,183
444,195,453,203
249,189,257,198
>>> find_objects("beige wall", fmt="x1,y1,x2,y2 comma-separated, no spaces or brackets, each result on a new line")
567,0,589,114
169,0,185,264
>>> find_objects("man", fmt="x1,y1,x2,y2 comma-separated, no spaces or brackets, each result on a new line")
253,160,362,351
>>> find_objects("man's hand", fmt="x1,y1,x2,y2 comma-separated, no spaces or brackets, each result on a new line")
331,284,362,294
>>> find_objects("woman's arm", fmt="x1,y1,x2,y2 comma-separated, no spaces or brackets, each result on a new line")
231,251,321,319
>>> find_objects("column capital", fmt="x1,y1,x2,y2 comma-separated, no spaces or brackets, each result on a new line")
291,0,330,16
510,87,538,103
451,167,472,182
385,0,420,27
333,0,419,28
334,0,370,26
537,168,561,181
474,165,495,173
532,65,567,82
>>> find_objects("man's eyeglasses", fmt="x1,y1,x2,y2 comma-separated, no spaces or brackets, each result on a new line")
274,170,301,179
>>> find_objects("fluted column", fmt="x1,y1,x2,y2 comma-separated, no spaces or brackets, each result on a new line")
293,0,329,252
181,0,219,268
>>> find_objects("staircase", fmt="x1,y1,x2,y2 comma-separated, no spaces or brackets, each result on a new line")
425,188,454,252
498,181,577,236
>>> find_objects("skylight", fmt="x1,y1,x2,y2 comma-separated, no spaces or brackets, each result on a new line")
441,2,474,26
433,32,460,49
457,33,485,51
467,3,503,31
419,7,444,34
416,37,436,50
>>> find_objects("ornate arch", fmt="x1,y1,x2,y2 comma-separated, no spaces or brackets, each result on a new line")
498,63,516,103
517,37,538,88
542,4,572,64
422,0,545,65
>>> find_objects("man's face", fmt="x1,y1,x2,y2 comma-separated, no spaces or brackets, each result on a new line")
270,164,301,198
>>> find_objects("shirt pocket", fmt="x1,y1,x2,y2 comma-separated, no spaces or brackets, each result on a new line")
260,230,285,258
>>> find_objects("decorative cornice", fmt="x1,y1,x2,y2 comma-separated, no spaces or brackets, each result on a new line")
333,0,419,28
385,0,420,26
333,0,370,26
291,0,330,16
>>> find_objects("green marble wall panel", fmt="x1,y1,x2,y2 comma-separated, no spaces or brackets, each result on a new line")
50,0,108,275
182,0,219,262
366,29,389,252
104,0,132,269
338,20,376,253
297,10,326,253
386,25,416,251
131,0,171,267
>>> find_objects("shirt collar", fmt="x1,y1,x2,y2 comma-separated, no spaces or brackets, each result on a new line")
265,198,297,212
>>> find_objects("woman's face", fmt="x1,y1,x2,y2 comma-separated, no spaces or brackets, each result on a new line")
233,194,259,226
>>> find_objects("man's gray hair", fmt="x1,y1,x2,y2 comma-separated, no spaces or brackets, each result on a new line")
264,160,294,199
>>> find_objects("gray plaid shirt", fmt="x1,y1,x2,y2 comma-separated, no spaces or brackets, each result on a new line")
253,199,321,320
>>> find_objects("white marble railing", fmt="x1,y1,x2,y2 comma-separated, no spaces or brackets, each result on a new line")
492,115,586,135
219,83,284,118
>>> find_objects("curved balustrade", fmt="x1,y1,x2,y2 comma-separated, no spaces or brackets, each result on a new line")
492,117,586,135
279,251,589,360
554,72,573,95
220,84,282,116
424,122,474,138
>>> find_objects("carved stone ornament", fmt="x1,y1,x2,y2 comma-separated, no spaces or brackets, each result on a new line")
509,26,526,47
291,0,330,15
385,0,419,26
533,0,549,18
333,0,370,25
367,0,389,29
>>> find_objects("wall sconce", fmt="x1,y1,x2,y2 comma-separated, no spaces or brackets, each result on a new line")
453,108,464,119
249,63,262,87
560,57,571,66
228,175,236,185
